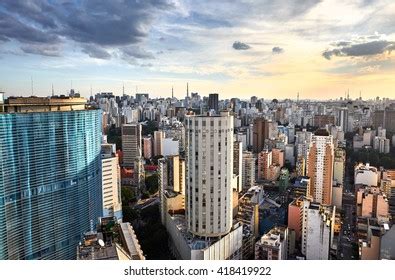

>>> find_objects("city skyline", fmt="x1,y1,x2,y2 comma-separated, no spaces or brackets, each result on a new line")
0,0,395,99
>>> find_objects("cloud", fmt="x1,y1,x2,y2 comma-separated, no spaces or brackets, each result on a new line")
81,44,111,59
0,0,174,59
121,47,155,60
233,41,250,50
20,44,61,57
323,38,395,60
272,47,284,54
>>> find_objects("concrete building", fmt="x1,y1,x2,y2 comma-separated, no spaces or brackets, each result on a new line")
288,196,306,242
242,151,255,191
258,150,271,180
122,123,142,167
233,141,243,192
356,186,389,223
272,148,284,168
143,136,152,159
185,112,233,237
153,130,164,156
304,203,336,260
163,138,179,156
237,186,265,237
77,217,145,260
333,148,346,185
373,136,390,154
255,226,288,260
380,224,395,259
253,117,272,153
355,163,378,187
306,129,334,205
208,93,219,113
101,142,122,221
332,184,343,210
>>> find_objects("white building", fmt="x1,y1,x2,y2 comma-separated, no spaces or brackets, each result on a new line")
355,163,378,187
373,136,390,154
303,202,335,260
185,112,234,237
162,138,179,156
255,226,288,260
101,142,122,221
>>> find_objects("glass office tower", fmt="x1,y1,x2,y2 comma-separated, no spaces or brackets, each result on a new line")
0,97,102,259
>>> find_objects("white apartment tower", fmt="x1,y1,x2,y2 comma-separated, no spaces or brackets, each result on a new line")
101,142,122,221
185,112,234,237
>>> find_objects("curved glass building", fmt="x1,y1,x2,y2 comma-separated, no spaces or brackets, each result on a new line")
0,96,102,259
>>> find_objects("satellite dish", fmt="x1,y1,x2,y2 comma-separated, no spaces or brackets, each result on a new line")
98,239,105,247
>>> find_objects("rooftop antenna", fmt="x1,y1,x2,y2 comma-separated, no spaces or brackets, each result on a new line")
187,82,189,98
359,91,362,100
347,89,350,100
51,83,54,97
90,84,92,98
297,92,299,102
31,76,34,96
172,86,174,99
122,82,125,95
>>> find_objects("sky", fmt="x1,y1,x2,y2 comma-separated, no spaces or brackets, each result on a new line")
0,0,394,100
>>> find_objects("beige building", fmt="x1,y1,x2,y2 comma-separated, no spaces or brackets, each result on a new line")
306,129,334,205
255,226,288,260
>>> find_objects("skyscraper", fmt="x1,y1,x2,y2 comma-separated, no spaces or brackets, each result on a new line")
185,111,233,237
306,129,334,205
121,122,141,167
233,141,243,192
101,141,122,222
153,130,164,156
252,117,271,153
0,96,102,259
242,151,255,190
208,93,219,113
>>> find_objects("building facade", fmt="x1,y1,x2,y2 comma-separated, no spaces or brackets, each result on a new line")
0,97,102,259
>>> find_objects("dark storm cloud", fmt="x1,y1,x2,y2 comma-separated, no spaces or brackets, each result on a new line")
81,44,111,59
272,47,284,54
323,40,395,60
0,11,59,44
233,41,251,50
0,0,174,57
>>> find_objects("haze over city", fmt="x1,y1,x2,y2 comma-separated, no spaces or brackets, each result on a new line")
0,0,395,99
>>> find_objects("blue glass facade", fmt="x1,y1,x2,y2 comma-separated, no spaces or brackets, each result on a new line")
0,109,102,259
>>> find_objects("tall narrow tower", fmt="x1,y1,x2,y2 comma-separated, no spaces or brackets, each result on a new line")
306,129,334,205
185,111,234,237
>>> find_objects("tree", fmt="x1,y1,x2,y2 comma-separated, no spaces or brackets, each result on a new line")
145,173,159,194
121,186,135,206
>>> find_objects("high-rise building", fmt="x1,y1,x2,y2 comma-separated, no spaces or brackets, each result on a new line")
252,118,271,153
242,151,255,191
233,141,243,192
306,129,334,205
121,123,141,167
208,93,219,113
272,148,284,168
185,112,233,237
303,202,335,260
257,150,271,180
337,107,349,132
333,148,346,185
143,135,153,159
153,130,164,156
101,142,122,222
158,156,186,224
0,96,102,259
